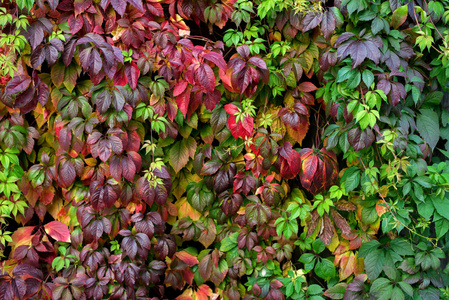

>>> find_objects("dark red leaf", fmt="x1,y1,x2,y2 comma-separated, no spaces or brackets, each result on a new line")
125,63,139,90
5,75,31,95
74,0,92,15
248,57,267,69
203,52,227,70
195,64,216,92
68,14,83,35
321,11,336,39
59,160,76,188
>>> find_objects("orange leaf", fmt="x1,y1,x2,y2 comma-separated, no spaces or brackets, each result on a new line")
194,284,212,300
175,250,199,267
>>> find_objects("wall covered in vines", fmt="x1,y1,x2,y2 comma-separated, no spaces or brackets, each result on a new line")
1,0,449,299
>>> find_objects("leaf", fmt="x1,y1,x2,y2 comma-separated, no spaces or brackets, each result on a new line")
348,128,375,151
391,5,408,29
5,75,31,95
203,52,227,70
44,221,71,242
169,140,190,173
315,258,336,280
278,142,301,179
74,0,92,15
196,64,216,92
175,250,199,267
59,160,76,188
125,63,140,90
302,11,323,32
51,62,65,87
323,283,347,299
431,195,449,221
321,11,336,39
416,109,440,150
362,69,374,88
68,14,83,35
220,232,238,252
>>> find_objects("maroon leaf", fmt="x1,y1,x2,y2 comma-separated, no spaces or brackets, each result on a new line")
68,14,83,35
277,142,301,179
59,160,76,188
125,62,139,90
348,127,375,151
248,57,267,69
74,0,92,15
321,11,336,39
302,11,323,32
203,52,227,70
5,75,31,95
111,0,127,16
173,81,188,97
195,64,216,92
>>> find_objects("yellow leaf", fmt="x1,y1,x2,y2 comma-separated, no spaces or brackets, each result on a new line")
175,197,201,221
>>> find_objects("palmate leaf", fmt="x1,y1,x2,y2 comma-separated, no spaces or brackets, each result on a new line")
336,33,382,68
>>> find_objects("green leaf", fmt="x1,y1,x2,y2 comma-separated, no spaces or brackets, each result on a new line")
342,167,361,192
315,258,336,280
362,69,374,88
169,139,191,173
398,281,413,297
435,218,449,238
312,239,325,254
391,286,405,300
346,71,361,89
307,284,324,295
371,278,393,300
219,232,238,252
389,238,414,256
372,17,384,34
431,195,449,221
391,5,408,29
423,91,443,107
323,283,347,299
416,109,440,150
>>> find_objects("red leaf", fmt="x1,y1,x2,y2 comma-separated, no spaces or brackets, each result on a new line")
121,156,137,181
248,57,267,69
173,80,188,97
68,14,83,35
297,82,318,92
224,104,239,115
303,154,318,180
175,250,199,267
98,139,112,162
125,62,139,89
44,221,71,242
59,160,76,188
204,89,221,111
277,142,301,179
58,127,72,151
236,45,250,59
203,52,227,70
127,0,145,11
321,11,336,40
74,0,92,15
195,64,216,92
177,86,191,117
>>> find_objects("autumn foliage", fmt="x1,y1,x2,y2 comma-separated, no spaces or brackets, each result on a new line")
1,0,449,299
